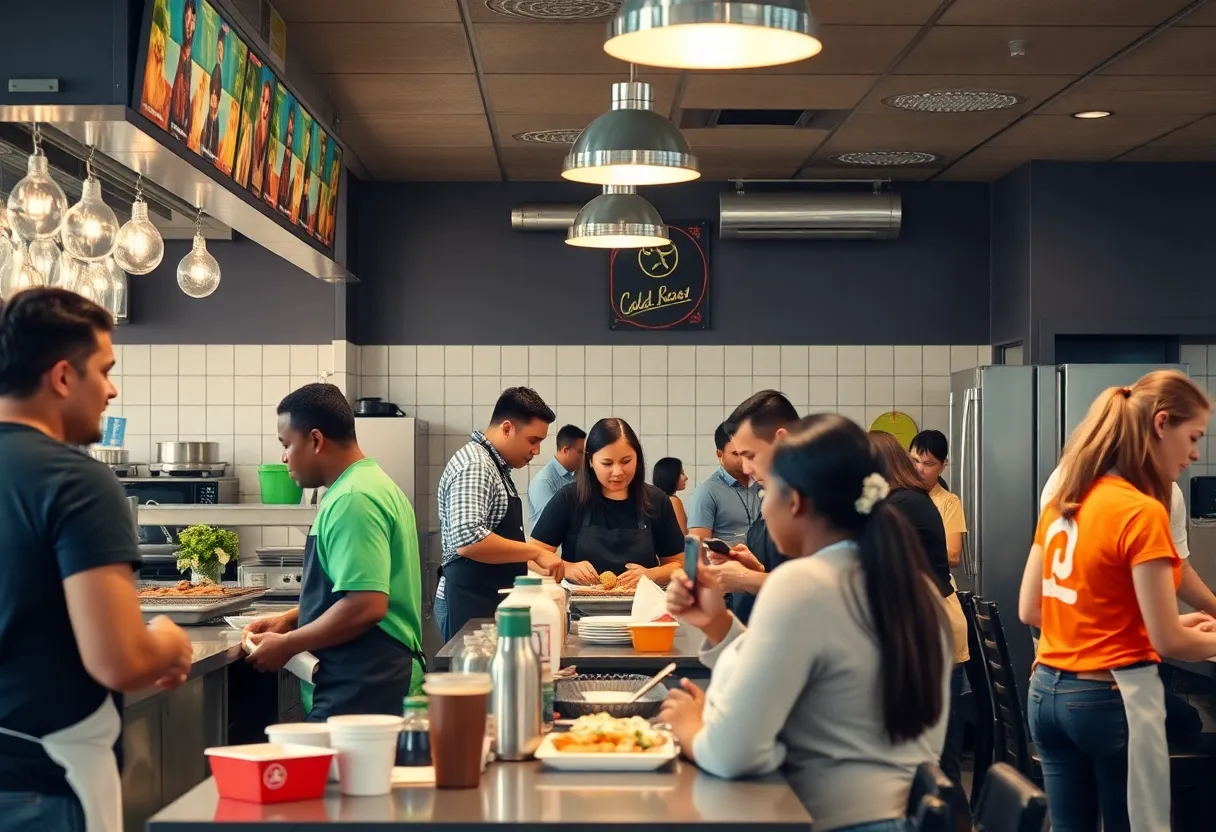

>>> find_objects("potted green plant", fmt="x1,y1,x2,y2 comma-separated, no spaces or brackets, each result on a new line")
176,524,239,585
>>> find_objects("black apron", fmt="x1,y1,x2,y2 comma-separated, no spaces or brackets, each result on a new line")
441,446,528,642
299,531,421,722
573,503,659,575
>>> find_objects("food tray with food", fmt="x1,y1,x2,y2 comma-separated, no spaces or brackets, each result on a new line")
555,674,668,719
536,713,676,771
138,583,266,624
563,570,636,596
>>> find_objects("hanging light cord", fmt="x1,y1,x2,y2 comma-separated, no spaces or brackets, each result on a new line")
30,123,43,156
133,174,144,204
194,206,204,235
85,146,98,182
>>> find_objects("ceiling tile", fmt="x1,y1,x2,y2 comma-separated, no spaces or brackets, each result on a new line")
1101,26,1216,75
484,74,678,115
730,26,921,75
809,0,941,25
854,74,1073,115
342,115,494,149
819,112,1015,155
934,166,1018,181
894,26,1149,75
321,74,486,115
984,113,1196,150
940,0,1192,27
274,0,460,23
1119,145,1216,162
681,127,830,151
698,167,803,181
682,75,877,111
1176,5,1216,25
473,23,673,74
1142,115,1216,147
365,146,502,180
797,165,939,181
1039,76,1216,115
290,24,472,73
468,3,616,24
493,114,587,145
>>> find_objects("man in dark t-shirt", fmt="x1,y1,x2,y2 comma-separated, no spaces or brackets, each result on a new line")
0,289,192,832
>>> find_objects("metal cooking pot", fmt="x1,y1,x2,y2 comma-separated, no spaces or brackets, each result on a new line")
89,446,130,465
155,441,220,465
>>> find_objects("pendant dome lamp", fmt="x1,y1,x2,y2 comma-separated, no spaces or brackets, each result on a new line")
604,0,822,71
562,77,699,186
565,185,669,249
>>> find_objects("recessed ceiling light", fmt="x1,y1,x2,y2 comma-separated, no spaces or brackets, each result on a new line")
1071,110,1113,119
882,90,1023,113
485,0,619,20
513,129,584,145
832,151,941,167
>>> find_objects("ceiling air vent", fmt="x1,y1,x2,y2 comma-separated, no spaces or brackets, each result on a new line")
679,109,848,130
831,150,941,166
512,129,584,144
485,0,620,20
882,90,1022,113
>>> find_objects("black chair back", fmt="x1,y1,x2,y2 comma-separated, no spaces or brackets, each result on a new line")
971,597,1035,778
914,795,952,832
906,761,955,824
957,590,995,803
974,762,1048,832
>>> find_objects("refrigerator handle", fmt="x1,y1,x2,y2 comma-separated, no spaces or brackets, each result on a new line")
969,387,982,583
959,388,976,580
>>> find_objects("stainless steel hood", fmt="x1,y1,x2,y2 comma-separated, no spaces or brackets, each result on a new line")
718,191,901,240
0,105,353,282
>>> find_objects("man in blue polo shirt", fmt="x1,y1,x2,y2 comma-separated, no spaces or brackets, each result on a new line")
686,420,760,546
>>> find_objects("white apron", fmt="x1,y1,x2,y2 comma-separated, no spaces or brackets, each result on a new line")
0,696,123,832
1110,664,1170,832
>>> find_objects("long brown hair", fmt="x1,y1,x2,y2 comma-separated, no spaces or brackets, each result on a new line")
869,431,927,492
1053,369,1209,519
772,415,945,744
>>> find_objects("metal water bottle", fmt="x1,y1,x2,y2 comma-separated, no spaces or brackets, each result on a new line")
490,606,543,760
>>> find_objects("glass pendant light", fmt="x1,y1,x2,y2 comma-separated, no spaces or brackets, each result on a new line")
566,185,669,249
563,77,698,186
0,231,12,281
103,256,127,321
74,259,112,305
27,238,61,285
54,250,84,290
0,237,46,299
114,182,164,275
604,0,822,70
7,125,68,241
61,151,120,262
177,209,220,298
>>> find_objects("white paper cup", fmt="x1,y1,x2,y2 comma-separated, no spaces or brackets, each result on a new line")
327,715,404,796
265,723,337,782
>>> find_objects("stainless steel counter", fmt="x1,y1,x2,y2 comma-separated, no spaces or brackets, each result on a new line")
434,619,707,675
148,760,813,831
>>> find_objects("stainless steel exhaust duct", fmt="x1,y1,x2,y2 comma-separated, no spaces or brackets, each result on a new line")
511,204,581,232
719,191,901,239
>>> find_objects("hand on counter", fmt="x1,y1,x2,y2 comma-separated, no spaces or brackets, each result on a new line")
148,615,192,690
617,565,647,591
565,561,601,586
245,631,297,672
535,551,566,583
242,609,297,637
659,678,705,762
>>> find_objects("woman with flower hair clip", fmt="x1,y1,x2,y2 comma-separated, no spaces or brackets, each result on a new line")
661,413,950,832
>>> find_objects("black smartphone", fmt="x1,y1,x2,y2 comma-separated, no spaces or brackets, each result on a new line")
683,534,702,587
704,538,731,557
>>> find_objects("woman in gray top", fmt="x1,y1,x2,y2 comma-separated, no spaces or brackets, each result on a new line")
662,414,951,832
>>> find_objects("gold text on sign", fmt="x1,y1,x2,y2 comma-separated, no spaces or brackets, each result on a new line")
619,285,693,318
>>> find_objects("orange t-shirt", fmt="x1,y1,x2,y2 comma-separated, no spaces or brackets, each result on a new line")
1035,475,1181,672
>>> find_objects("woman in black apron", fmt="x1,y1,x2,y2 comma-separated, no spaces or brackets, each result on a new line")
529,418,685,590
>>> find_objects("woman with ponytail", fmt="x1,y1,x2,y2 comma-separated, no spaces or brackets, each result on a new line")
1019,369,1216,832
662,414,949,832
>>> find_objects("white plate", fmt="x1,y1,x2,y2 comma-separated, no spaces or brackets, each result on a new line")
535,732,677,771
224,614,278,630
578,616,635,626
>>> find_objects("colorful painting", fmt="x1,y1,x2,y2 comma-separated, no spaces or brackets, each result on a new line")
299,123,327,236
234,53,274,192
138,0,174,130
283,107,312,223
316,143,343,246
199,17,248,173
264,82,295,212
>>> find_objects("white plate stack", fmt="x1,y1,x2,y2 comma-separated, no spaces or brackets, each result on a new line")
576,615,634,645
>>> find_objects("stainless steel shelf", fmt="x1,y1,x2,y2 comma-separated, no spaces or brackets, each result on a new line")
136,504,317,526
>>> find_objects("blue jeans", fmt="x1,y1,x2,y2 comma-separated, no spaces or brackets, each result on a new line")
0,792,85,832
1027,664,1130,832
834,819,911,832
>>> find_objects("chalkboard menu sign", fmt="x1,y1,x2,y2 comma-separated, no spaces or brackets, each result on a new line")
609,222,710,330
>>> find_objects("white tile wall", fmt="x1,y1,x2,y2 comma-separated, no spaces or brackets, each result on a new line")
1180,344,1216,479
362,343,989,528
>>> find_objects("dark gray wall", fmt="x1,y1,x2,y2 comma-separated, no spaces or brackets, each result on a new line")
355,181,992,346
113,237,336,344
989,167,1032,350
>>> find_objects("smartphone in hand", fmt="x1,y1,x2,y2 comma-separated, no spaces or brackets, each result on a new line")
704,538,732,557
683,534,703,588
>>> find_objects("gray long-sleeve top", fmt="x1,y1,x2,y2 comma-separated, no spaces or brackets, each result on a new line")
692,541,950,832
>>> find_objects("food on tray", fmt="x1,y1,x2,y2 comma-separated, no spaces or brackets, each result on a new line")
651,613,676,623
550,713,667,753
599,571,617,590
139,580,233,598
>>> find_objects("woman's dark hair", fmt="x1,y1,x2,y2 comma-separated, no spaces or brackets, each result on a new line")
770,414,945,744
652,457,683,496
869,431,927,492
576,418,652,515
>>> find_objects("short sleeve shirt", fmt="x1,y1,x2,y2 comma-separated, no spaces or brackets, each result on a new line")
0,424,141,795
929,484,967,535
1035,475,1181,672
685,467,761,543
530,483,685,565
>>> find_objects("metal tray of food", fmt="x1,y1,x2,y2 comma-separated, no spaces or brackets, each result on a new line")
138,585,267,625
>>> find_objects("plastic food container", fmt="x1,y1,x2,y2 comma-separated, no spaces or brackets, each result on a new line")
628,622,679,652
327,715,404,797
205,743,337,804
258,464,303,504
265,723,336,782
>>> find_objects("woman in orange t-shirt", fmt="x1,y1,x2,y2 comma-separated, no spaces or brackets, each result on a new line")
1018,370,1216,832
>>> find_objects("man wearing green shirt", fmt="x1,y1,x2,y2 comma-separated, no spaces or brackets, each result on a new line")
245,383,423,719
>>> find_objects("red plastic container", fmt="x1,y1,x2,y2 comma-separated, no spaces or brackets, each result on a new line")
205,743,338,804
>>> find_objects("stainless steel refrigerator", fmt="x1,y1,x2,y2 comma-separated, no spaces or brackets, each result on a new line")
949,363,1185,704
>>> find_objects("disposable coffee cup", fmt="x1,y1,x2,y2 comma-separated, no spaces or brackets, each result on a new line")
423,672,492,789
265,723,337,782
327,715,404,796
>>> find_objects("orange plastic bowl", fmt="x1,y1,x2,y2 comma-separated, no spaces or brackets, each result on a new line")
629,623,678,652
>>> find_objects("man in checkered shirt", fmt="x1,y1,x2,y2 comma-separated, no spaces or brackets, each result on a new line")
436,387,564,641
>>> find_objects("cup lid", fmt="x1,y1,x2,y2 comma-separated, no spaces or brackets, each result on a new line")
496,605,532,637
422,672,492,695
515,576,542,587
